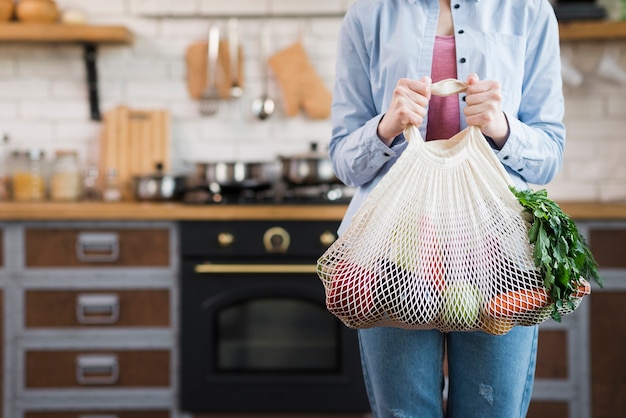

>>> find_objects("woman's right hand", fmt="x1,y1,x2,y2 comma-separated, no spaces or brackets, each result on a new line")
376,76,432,146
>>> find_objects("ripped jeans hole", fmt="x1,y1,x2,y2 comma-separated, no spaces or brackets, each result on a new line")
478,384,494,405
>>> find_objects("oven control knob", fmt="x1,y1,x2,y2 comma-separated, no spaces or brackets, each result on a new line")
217,232,235,248
320,230,336,247
263,227,290,253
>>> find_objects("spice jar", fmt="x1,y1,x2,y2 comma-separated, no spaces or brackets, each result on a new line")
50,150,81,201
12,149,46,201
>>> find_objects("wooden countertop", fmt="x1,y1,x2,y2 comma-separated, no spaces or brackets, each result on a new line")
0,201,625,221
0,202,349,221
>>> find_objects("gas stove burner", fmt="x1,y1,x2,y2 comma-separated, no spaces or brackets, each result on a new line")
182,181,354,205
282,183,355,203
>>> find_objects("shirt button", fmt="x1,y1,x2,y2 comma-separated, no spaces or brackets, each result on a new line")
458,29,464,34
459,57,466,63
462,95,466,102
503,156,509,160
454,4,460,9
383,153,390,157
517,168,524,172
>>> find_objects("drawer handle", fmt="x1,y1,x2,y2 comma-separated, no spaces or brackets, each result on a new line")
76,232,120,263
78,416,119,418
76,294,120,325
195,263,318,274
76,354,119,385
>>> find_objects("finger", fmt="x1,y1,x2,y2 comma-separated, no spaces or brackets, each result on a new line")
467,73,479,85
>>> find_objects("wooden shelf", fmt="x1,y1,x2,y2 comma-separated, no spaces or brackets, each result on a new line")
559,20,626,41
0,23,133,44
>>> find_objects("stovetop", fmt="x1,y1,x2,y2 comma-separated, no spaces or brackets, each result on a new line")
182,182,355,205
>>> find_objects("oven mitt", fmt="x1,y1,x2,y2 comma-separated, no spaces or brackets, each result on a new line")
268,42,332,119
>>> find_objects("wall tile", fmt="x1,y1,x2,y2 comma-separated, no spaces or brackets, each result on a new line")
0,0,624,203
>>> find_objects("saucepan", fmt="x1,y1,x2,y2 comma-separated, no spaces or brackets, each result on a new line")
279,143,340,185
193,160,281,192
133,163,187,201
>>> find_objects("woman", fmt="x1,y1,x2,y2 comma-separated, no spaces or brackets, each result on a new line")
329,0,565,417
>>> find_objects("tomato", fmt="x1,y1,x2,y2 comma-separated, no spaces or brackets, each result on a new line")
325,261,382,327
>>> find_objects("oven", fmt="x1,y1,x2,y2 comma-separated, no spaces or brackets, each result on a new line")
179,220,370,414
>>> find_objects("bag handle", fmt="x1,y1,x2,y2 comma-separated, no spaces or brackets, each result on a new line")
430,78,467,97
404,78,474,142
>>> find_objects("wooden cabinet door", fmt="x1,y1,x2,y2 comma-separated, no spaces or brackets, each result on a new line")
25,289,170,328
590,292,626,418
24,228,170,267
526,330,569,418
25,350,170,388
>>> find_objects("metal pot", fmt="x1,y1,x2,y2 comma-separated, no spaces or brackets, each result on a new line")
279,143,339,185
133,163,187,201
193,160,281,193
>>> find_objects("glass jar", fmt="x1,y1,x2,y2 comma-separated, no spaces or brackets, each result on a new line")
102,168,122,202
50,150,82,201
11,149,46,202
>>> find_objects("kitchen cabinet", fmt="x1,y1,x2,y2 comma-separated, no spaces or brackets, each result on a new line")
8,221,177,417
0,203,623,417
588,226,626,418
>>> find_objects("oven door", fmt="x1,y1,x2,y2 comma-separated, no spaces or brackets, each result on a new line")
180,261,370,413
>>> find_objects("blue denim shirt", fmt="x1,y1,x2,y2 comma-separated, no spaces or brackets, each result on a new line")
330,0,565,235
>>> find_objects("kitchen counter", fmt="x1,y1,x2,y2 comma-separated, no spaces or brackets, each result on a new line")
0,201,625,221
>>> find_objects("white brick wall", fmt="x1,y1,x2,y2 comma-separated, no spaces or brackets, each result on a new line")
0,0,624,202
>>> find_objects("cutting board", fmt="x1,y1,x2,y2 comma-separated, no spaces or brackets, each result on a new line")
100,106,171,200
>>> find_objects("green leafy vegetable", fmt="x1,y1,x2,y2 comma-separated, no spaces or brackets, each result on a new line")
510,187,604,321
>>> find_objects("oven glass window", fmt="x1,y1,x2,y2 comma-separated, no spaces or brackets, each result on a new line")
216,297,339,372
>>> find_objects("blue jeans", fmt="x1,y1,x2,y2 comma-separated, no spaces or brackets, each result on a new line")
358,325,538,418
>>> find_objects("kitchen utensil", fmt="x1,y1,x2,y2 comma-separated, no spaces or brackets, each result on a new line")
133,162,187,201
228,18,243,99
199,25,221,116
268,42,332,119
280,143,339,185
251,23,275,120
193,160,280,193
100,106,171,200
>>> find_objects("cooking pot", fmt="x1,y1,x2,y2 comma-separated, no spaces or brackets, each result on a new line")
193,160,281,193
280,143,339,185
133,163,187,201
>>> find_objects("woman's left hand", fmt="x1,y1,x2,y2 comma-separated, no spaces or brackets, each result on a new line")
464,74,510,148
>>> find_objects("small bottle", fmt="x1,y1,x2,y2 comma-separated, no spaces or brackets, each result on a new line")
50,150,81,201
102,168,122,202
82,165,100,201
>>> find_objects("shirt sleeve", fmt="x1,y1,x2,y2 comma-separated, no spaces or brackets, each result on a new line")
328,6,398,188
494,0,565,186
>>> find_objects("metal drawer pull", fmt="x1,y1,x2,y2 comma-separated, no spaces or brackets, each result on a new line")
78,416,118,418
76,354,119,385
76,232,120,263
76,294,120,324
195,263,318,274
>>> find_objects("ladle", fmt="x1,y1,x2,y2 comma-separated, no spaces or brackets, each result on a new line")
251,22,275,120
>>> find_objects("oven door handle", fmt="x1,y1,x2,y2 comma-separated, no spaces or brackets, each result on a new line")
194,263,318,274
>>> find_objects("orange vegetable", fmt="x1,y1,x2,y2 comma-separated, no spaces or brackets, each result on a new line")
573,278,591,298
485,287,550,318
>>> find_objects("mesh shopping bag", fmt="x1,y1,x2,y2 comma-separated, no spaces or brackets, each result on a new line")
317,79,592,335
